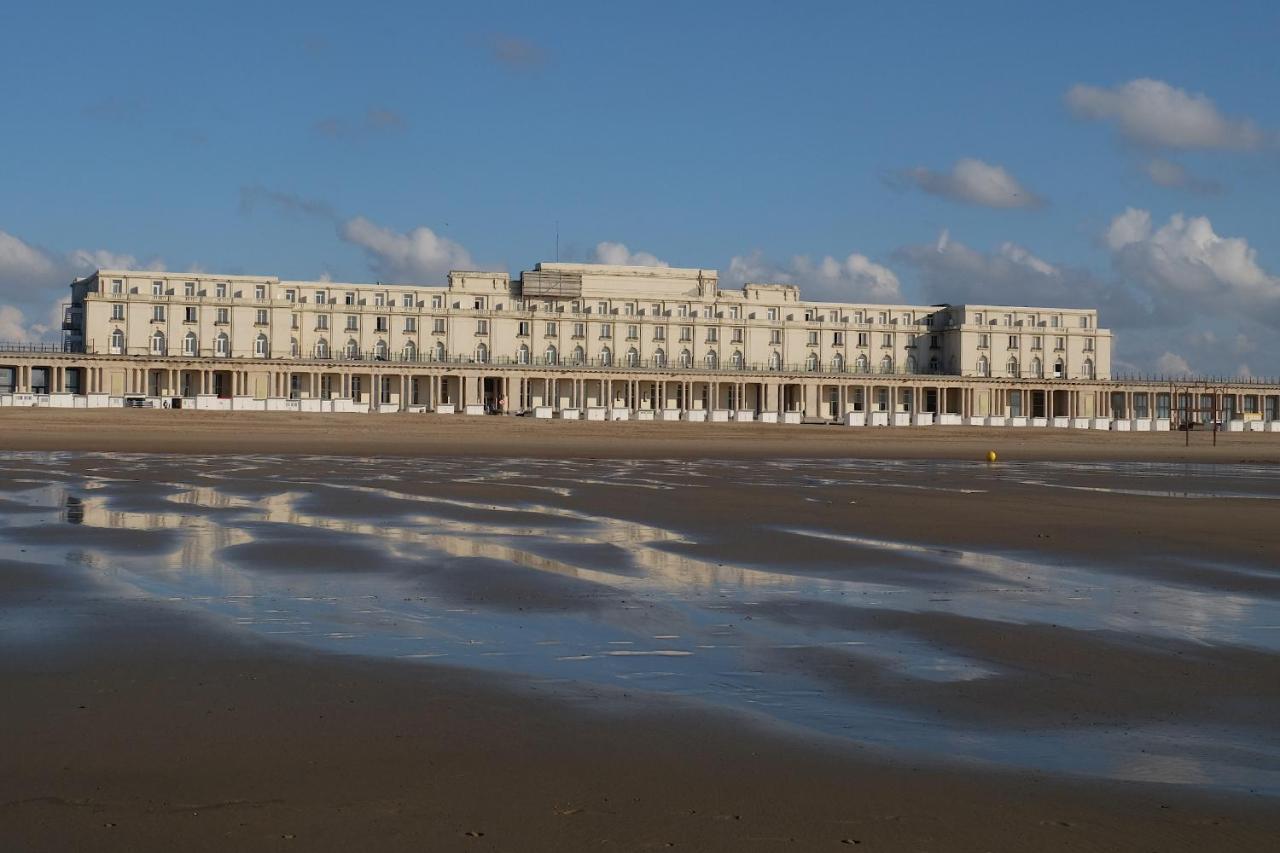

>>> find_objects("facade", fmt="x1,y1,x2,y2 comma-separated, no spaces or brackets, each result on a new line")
0,260,1275,428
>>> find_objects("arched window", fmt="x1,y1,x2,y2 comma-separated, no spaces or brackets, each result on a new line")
1031,357,1042,378
880,355,893,373
805,352,818,371
403,340,416,361
290,337,299,358
182,331,197,356
150,331,166,355
928,356,939,373
831,353,844,372
906,355,918,373
215,332,229,357
434,341,446,361
544,344,557,365
855,354,868,373
769,351,781,370
1083,358,1094,379
315,338,329,358
730,350,744,369
653,348,666,367
1006,357,1019,377
599,346,611,366
976,355,989,376
110,328,124,354
346,338,359,358
254,334,269,357
571,345,585,364
475,342,489,363
517,344,530,365
704,350,718,369
1054,359,1065,378
374,339,388,360
625,347,638,367
679,349,692,368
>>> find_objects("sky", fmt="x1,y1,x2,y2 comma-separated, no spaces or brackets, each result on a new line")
2,0,1279,377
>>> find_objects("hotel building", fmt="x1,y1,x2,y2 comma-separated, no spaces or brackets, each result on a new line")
3,261,1279,429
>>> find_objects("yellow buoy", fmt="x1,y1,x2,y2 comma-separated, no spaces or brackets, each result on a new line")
986,450,998,463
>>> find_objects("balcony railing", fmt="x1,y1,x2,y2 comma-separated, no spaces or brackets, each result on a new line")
0,341,87,354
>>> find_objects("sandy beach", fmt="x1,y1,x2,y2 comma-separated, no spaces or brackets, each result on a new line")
2,411,1278,851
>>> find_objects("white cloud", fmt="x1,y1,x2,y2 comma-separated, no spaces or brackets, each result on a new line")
1066,79,1265,150
1154,351,1193,376
0,229,169,343
591,241,669,267
725,250,902,302
1142,158,1220,194
340,216,475,282
896,158,1043,209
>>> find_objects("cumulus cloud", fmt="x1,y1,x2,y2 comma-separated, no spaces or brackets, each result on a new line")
489,35,548,71
591,242,668,267
893,158,1044,209
1154,351,1193,376
725,249,902,302
1066,79,1265,150
340,217,475,282
1142,158,1221,194
0,230,166,343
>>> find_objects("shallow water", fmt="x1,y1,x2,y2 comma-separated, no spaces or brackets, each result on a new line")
2,452,1278,794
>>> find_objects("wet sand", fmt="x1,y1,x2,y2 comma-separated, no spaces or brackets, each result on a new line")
3,407,1280,462
2,439,1279,850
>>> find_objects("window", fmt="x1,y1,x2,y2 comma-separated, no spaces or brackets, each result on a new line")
1084,338,1095,352
880,355,893,373
624,303,635,316
216,283,227,298
284,289,295,302
150,331,166,354
111,304,125,320
476,319,488,335
832,331,843,345
402,293,413,308
599,347,611,366
1008,335,1019,349
184,282,196,296
766,308,777,321
978,333,989,348
832,353,844,371
184,307,197,323
254,334,269,357
597,302,608,314
316,315,328,330
404,317,417,333
517,344,530,364
110,328,124,353
315,338,329,358
625,347,638,367
474,342,488,363
1054,359,1065,378
731,350,744,368
881,333,892,347
376,316,389,333
1051,315,1061,328
733,328,745,343
1055,336,1065,350
152,305,166,322
929,334,939,349
434,341,446,360
431,295,443,309
215,333,229,356
653,326,666,341
769,351,781,370
705,350,718,369
517,321,531,336
316,290,328,304
1079,316,1091,328
573,322,585,338
770,329,782,344
290,313,299,330
627,324,638,339
346,315,359,331
290,338,299,357
680,326,692,341
807,331,818,346
600,323,613,338
706,327,719,343
1031,357,1042,377
473,296,486,310
346,339,359,358
654,348,666,367
571,345,585,364
152,281,164,296
433,319,446,333
906,354,917,373
111,279,123,294
1032,336,1042,350
256,309,269,325
255,285,267,300
857,332,868,347
1007,357,1019,376
729,306,740,320
976,355,989,376
1083,358,1094,379
679,349,692,368
855,354,868,372
677,304,689,318
545,345,558,364
345,292,356,305
374,293,386,307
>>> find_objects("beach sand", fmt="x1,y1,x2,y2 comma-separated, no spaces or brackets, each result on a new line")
1,410,1278,851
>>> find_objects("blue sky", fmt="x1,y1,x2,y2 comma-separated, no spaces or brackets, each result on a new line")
2,0,1278,375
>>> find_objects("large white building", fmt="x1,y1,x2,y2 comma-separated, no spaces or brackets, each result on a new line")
2,260,1276,427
